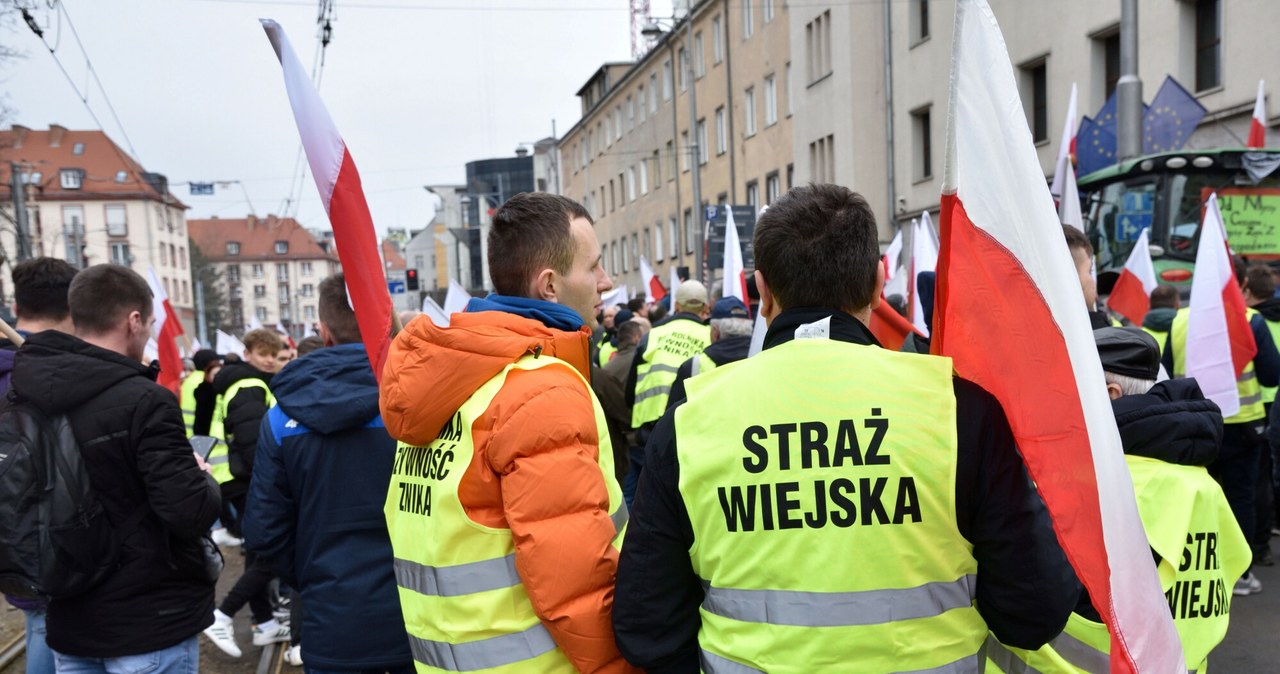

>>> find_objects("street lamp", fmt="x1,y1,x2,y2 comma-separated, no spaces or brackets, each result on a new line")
641,14,705,286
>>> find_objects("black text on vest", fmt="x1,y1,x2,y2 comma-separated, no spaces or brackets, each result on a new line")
392,413,462,517
717,411,922,532
1164,531,1229,620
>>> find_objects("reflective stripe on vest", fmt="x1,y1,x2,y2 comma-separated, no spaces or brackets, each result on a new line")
1170,307,1265,423
1262,318,1280,404
632,320,711,427
180,371,203,438
385,353,626,674
208,379,275,484
676,339,985,673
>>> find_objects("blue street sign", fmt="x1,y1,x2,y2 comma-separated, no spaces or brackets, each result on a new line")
1115,214,1153,242
388,280,406,294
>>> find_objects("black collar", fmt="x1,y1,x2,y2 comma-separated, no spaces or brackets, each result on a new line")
762,308,881,351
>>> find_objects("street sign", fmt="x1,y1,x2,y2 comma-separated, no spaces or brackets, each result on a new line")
388,280,406,294
705,204,757,270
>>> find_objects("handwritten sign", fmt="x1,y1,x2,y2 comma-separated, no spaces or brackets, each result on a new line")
1205,188,1280,256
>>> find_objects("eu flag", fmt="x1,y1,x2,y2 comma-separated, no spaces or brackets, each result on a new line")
1077,115,1118,177
1143,76,1207,154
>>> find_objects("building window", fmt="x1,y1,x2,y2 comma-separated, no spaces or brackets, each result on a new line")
745,87,757,136
716,106,727,155
612,240,620,274
227,241,241,256
697,120,709,165
746,181,760,210
1022,60,1048,143
302,261,313,276
764,75,778,126
179,246,187,269
254,285,267,298
631,234,640,270
110,242,130,266
115,170,127,183
654,220,664,261
809,135,835,183
627,96,635,129
912,107,933,180
652,149,662,185
684,208,695,254
59,169,83,190
679,48,689,92
807,11,832,82
713,15,723,64
610,179,617,211
228,265,241,282
105,204,127,236
622,238,630,272
160,245,169,266
681,132,690,172
787,163,794,189
764,0,775,23
668,217,679,259
279,283,290,302
275,241,288,254
638,87,646,123
182,280,189,304
256,307,269,322
252,263,264,278
72,142,85,155
650,73,660,111
743,0,754,38
785,62,793,116
643,228,652,262
663,60,674,100
694,32,706,78
627,166,637,202
305,305,316,321
616,105,624,139
1099,31,1120,100
766,172,781,204
911,0,929,42
1195,0,1221,92
301,283,315,297
667,140,677,178
640,160,649,195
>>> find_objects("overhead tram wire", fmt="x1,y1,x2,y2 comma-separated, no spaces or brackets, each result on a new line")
280,0,335,218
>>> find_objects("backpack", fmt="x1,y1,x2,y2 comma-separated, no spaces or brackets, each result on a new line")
0,396,142,600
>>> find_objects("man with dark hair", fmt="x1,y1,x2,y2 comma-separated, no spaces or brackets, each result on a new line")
1143,285,1180,355
181,350,223,438
380,192,635,673
614,185,1075,672
244,273,412,673
10,264,221,674
1063,225,1111,329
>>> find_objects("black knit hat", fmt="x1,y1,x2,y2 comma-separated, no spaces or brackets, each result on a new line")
1093,327,1160,381
192,349,223,372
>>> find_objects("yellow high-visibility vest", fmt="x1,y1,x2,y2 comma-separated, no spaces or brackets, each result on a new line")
631,319,710,427
1171,307,1265,423
1260,316,1280,405
179,370,203,438
208,379,275,484
385,354,627,674
676,339,986,673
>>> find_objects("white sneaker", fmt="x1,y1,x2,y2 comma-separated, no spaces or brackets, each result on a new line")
284,645,304,667
203,615,242,658
252,619,292,647
1233,571,1263,596
211,528,244,547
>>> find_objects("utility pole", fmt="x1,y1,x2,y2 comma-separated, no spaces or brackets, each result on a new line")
9,163,33,262
195,277,208,347
1117,0,1143,162
685,13,704,285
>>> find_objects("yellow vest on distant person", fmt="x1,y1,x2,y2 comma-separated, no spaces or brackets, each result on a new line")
179,370,203,438
207,379,275,484
1171,308,1264,423
631,319,710,427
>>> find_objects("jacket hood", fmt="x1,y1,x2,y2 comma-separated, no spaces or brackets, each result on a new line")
1111,378,1222,466
1142,307,1178,332
380,311,592,445
1254,297,1280,323
213,360,271,395
11,330,156,414
271,344,381,434
705,334,753,366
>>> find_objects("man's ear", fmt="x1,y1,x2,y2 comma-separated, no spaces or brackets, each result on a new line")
530,268,557,303
755,270,776,321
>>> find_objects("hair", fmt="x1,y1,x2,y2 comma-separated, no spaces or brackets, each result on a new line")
1103,371,1156,397
243,328,285,354
1063,225,1093,256
318,273,361,344
1149,285,1180,309
1233,255,1247,285
627,298,646,313
296,335,325,356
12,257,78,322
711,317,754,338
487,192,591,297
69,264,152,335
648,302,668,323
754,184,880,312
616,320,644,345
1245,264,1276,299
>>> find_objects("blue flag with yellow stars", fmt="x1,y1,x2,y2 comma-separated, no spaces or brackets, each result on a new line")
1078,115,1118,177
1143,76,1206,154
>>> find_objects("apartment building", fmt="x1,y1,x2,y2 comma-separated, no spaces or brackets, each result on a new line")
188,215,339,337
0,124,195,330
558,0,792,294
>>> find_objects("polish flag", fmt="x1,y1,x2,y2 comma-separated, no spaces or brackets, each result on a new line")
601,284,630,309
145,268,185,394
275,322,297,349
933,2,1184,672
1049,82,1079,200
883,227,904,282
248,315,264,331
262,20,394,381
669,265,682,305
909,213,938,336
1106,228,1158,325
1248,80,1267,149
1057,155,1084,230
868,300,920,352
1187,194,1257,416
639,256,667,303
722,207,749,308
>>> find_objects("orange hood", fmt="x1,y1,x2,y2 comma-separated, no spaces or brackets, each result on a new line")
379,311,593,446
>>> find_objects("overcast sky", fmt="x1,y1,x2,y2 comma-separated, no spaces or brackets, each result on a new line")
1,0,677,235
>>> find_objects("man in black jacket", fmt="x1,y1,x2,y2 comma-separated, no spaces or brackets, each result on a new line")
614,185,1076,672
10,264,221,674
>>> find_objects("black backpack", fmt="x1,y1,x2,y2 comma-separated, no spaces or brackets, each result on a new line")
0,396,140,599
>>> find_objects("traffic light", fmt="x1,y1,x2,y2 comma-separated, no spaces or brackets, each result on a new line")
406,269,420,291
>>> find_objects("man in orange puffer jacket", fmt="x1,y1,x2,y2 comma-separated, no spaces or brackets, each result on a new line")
380,192,638,674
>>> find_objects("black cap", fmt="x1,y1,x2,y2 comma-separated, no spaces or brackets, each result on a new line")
1094,327,1160,381
192,349,222,371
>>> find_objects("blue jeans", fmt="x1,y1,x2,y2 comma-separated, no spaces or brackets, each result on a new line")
52,636,198,674
24,608,54,674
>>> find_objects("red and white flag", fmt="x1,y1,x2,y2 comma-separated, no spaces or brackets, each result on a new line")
1248,80,1267,149
883,227,904,282
1057,155,1084,230
1050,82,1079,200
262,19,394,381
145,268,186,394
1187,194,1258,416
274,322,297,349
722,208,749,307
933,2,1183,672
669,265,682,305
639,256,667,303
909,213,938,336
1106,228,1158,325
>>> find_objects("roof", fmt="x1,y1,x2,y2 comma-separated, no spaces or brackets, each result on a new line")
188,215,338,262
382,240,406,271
0,124,187,208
